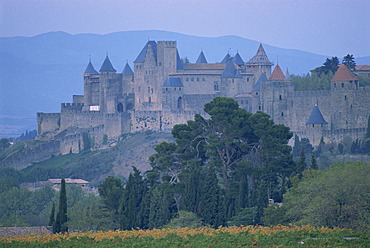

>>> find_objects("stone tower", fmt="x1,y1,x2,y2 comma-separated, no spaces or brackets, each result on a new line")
245,43,274,80
99,55,118,113
305,104,328,145
82,59,99,111
257,65,294,124
220,57,243,97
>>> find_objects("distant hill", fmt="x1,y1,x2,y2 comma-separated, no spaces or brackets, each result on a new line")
1,30,369,135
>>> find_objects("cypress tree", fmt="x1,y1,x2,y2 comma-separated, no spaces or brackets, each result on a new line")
296,147,307,177
182,165,202,213
199,167,225,228
49,202,55,226
120,167,148,230
53,178,68,233
367,115,370,138
310,153,318,170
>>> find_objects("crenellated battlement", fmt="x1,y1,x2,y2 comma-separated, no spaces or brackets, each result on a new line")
35,39,370,151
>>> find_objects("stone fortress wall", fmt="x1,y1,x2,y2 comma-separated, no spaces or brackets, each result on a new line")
36,40,370,153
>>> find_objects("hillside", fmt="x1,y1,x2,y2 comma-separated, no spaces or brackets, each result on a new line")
0,131,174,185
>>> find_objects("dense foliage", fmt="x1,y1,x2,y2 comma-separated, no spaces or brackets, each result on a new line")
283,161,370,230
145,97,296,227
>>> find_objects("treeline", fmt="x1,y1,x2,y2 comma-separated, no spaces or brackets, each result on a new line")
292,54,370,90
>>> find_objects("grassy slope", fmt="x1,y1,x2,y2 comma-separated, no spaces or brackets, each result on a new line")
18,132,174,185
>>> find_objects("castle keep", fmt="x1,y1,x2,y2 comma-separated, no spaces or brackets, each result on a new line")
37,40,370,153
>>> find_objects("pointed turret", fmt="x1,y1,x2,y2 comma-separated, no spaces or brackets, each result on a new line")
331,64,358,82
306,104,328,125
134,41,158,63
221,58,242,78
99,55,116,72
247,43,272,65
84,60,98,75
269,65,285,81
196,51,208,63
284,68,291,81
176,50,184,70
252,72,268,92
232,52,244,66
122,63,133,74
163,77,184,87
221,53,231,63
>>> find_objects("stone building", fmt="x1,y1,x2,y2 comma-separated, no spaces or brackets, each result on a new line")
36,40,370,153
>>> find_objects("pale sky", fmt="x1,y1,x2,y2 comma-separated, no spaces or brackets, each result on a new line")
0,0,369,57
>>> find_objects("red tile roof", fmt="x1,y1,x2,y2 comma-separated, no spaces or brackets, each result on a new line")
331,64,358,82
269,65,285,80
355,65,370,71
48,178,89,184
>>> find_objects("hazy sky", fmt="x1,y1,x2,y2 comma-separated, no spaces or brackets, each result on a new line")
1,0,369,57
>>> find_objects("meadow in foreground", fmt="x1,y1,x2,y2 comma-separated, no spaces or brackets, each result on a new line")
1,225,369,247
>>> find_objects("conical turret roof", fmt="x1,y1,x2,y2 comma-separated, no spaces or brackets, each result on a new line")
122,63,133,74
196,51,208,63
306,105,328,125
221,53,231,63
247,43,272,65
252,72,268,91
221,58,242,78
284,68,291,81
331,64,358,82
176,49,184,70
232,52,244,66
134,41,158,63
269,65,285,80
99,55,116,72
163,77,184,87
84,60,98,75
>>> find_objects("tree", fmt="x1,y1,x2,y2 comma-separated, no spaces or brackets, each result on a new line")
296,147,307,177
164,210,203,228
68,194,117,232
0,138,10,152
49,203,55,226
199,167,225,227
262,203,287,226
98,176,124,213
342,54,356,70
180,57,190,64
53,178,68,233
366,115,370,139
284,162,370,230
311,57,339,76
120,167,148,230
149,97,295,224
310,153,318,170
